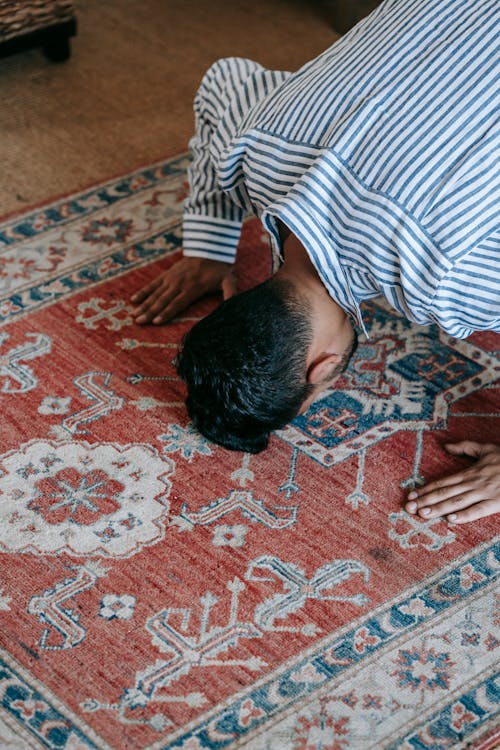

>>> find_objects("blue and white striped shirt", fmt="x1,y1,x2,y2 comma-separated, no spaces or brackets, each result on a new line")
183,0,500,338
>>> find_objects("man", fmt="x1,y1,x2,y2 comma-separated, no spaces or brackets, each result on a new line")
132,0,500,524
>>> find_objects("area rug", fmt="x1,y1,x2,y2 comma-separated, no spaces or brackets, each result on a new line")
0,154,499,750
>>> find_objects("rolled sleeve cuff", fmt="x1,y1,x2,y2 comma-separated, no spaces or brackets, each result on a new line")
182,215,242,263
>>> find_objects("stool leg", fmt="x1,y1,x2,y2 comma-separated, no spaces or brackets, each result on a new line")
43,30,71,62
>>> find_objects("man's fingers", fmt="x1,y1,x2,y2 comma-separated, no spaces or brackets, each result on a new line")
139,286,197,325
405,475,471,515
406,481,474,510
407,472,467,504
405,442,500,525
131,276,164,305
407,488,479,519
134,288,174,324
407,441,498,506
133,290,166,318
131,258,235,325
447,499,500,524
151,292,192,324
139,287,184,324
444,440,492,459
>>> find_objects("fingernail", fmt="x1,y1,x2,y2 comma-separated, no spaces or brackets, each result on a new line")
136,315,145,324
420,507,431,516
153,316,162,324
406,501,417,513
408,491,418,500
447,513,458,523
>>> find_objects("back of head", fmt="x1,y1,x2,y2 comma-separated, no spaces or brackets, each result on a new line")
176,277,314,453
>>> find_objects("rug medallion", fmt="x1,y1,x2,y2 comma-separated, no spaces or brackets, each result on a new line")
0,155,498,749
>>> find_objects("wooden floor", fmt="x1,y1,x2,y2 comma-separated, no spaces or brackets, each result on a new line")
0,0,351,217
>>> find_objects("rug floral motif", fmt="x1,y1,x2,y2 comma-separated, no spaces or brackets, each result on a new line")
0,154,499,750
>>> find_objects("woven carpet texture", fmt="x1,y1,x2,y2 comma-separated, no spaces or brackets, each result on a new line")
0,155,499,750
1,2,499,749
0,0,344,217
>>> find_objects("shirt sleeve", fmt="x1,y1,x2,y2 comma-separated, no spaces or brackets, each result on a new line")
182,57,292,263
182,59,258,263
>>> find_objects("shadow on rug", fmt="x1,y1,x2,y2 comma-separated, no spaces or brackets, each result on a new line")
0,155,499,750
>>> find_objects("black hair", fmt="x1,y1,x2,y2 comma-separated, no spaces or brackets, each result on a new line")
176,276,315,453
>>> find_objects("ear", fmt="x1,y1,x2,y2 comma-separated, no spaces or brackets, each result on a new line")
306,352,342,385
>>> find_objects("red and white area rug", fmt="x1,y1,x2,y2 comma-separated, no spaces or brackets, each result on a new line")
0,154,499,750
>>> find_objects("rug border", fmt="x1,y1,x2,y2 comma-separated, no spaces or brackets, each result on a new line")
0,701,45,750
0,648,113,750
0,149,189,224
0,154,190,326
2,154,498,750
147,537,499,749
228,585,499,750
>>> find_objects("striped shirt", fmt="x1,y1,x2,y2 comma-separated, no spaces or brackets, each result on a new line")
182,0,500,338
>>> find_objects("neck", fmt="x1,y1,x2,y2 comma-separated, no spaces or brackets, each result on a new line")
275,229,354,387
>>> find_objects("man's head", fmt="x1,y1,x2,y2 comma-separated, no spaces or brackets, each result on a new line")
176,274,357,453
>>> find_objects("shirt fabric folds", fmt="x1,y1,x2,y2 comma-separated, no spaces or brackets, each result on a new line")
182,0,500,338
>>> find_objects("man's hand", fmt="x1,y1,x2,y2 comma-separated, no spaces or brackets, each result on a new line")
405,441,500,524
131,256,237,324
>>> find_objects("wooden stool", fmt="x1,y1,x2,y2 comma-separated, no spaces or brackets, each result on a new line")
0,0,77,61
